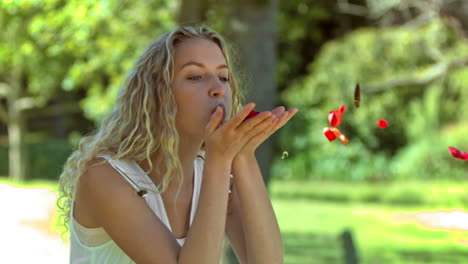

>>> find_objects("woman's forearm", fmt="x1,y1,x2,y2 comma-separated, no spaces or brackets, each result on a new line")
232,154,284,264
178,153,231,264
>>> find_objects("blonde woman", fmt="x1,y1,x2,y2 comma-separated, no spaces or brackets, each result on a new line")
57,26,297,264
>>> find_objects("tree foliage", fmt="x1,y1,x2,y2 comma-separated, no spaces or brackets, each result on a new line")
1,0,177,120
276,18,468,181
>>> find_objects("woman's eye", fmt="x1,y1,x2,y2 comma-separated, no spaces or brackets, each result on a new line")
219,76,229,82
188,75,202,80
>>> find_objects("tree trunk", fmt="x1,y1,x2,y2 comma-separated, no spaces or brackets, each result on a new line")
225,0,279,186
177,0,207,26
8,62,27,182
441,0,468,37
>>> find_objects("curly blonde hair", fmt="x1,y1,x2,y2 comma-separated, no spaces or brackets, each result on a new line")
57,26,244,235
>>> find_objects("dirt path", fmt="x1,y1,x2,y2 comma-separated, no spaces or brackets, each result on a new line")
0,183,69,263
394,210,468,231
394,209,468,246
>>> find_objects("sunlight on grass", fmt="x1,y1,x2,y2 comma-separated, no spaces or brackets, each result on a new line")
0,177,59,191
271,181,468,264
0,177,67,240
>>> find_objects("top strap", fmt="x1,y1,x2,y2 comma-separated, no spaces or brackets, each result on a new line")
97,154,148,196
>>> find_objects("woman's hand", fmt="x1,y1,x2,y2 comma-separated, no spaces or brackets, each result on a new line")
236,106,298,157
204,103,277,163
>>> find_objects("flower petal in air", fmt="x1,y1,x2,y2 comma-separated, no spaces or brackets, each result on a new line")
339,104,346,114
328,110,342,127
328,105,346,127
323,127,337,141
448,146,468,160
448,146,462,158
377,119,388,129
330,127,349,146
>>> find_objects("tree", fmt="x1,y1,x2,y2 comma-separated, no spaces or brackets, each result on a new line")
0,0,176,181
1,1,59,181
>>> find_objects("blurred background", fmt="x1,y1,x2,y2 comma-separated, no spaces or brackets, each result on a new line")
0,0,467,263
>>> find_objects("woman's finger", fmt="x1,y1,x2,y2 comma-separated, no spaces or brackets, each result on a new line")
244,114,276,141
241,107,298,151
237,111,273,134
271,108,298,133
251,117,279,144
205,107,224,135
271,106,286,117
224,102,257,129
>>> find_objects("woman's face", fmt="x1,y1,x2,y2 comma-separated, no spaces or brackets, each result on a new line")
171,38,232,140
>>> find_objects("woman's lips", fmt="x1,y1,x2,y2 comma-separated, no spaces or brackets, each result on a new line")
212,104,226,121
211,107,260,123
211,104,223,113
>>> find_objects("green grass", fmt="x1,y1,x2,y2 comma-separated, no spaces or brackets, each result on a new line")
270,180,468,207
270,180,468,264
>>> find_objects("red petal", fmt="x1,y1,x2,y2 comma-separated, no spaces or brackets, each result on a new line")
377,119,389,129
330,127,348,145
335,112,342,127
461,152,468,160
328,110,342,127
328,111,337,126
339,104,346,114
338,134,349,146
323,127,337,141
330,127,340,136
243,110,260,122
448,146,468,160
448,146,461,158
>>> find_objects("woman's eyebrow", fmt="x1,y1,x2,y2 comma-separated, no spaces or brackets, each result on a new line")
180,61,228,70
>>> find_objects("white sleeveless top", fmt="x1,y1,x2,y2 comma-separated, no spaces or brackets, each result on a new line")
69,154,204,264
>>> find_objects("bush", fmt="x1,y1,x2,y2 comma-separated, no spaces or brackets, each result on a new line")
0,138,74,181
275,19,468,183
391,122,468,181
272,131,393,182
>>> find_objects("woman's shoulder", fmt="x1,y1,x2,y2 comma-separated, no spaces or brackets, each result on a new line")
74,157,122,227
77,155,141,208
75,156,146,225
80,155,114,179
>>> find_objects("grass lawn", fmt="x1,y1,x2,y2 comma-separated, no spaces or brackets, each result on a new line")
2,177,467,264
270,180,468,264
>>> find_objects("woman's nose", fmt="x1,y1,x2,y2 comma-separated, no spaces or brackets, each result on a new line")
208,76,225,97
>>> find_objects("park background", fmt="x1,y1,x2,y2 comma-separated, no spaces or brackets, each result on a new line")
0,0,467,263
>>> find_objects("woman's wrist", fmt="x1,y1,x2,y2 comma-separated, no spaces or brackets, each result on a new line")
233,151,255,163
204,151,232,169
